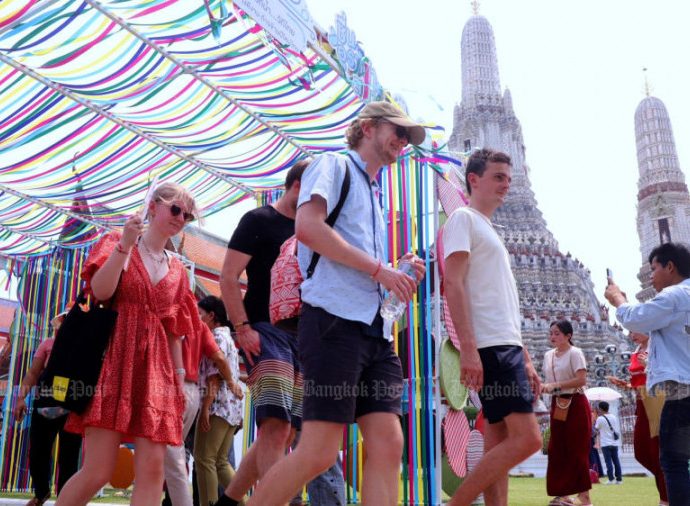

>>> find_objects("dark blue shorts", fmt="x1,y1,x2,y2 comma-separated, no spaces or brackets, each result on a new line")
478,345,534,424
242,322,303,429
298,304,403,424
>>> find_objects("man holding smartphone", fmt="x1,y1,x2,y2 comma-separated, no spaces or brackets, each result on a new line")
605,242,690,505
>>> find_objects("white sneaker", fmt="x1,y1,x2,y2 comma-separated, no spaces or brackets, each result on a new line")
603,480,614,485
615,480,623,485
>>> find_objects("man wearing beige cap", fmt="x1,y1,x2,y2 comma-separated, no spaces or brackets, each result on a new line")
214,102,425,506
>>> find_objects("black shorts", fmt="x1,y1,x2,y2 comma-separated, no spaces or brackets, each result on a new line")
478,345,534,424
298,303,403,424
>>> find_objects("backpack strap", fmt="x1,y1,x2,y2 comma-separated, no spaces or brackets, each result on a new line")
306,161,352,279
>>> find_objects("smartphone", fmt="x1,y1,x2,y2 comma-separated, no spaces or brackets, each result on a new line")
139,175,160,220
606,268,613,284
124,176,159,271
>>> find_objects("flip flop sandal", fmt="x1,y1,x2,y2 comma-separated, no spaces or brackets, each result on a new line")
548,498,576,506
573,498,594,506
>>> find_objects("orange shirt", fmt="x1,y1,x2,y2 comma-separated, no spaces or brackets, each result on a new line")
629,349,647,388
181,324,219,382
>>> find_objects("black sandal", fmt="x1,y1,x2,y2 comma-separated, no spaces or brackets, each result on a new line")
25,493,50,506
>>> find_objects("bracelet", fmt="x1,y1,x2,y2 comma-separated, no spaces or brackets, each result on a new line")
175,368,186,375
371,260,382,278
234,320,250,329
115,243,130,255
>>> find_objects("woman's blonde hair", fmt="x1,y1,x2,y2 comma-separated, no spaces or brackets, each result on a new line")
148,181,200,222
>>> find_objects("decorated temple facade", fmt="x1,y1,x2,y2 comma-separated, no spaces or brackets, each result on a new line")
634,94,690,301
448,12,626,373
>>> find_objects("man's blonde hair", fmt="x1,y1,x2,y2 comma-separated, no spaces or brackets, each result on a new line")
345,118,376,150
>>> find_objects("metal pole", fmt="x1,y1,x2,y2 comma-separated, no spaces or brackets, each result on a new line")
432,172,443,505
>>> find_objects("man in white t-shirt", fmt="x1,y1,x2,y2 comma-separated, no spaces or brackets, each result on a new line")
595,401,623,484
444,148,542,506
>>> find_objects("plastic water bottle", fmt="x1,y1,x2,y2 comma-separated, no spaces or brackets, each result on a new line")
380,260,415,321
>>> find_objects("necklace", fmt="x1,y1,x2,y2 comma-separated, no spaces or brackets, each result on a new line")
140,238,167,265
555,346,570,358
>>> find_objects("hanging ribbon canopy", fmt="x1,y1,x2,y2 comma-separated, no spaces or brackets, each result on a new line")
0,0,363,256
0,2,463,504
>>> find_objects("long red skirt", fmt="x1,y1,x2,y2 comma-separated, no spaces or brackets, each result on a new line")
634,398,668,502
547,393,592,496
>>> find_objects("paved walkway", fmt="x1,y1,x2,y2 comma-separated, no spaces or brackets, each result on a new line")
511,450,651,478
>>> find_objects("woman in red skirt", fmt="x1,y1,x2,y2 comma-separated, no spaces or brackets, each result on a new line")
57,182,204,506
542,320,592,506
608,332,668,506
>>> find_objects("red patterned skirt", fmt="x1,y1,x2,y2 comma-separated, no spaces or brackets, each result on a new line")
634,398,668,502
547,393,592,496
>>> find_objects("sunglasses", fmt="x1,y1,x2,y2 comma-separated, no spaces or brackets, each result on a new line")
160,202,195,222
377,118,409,142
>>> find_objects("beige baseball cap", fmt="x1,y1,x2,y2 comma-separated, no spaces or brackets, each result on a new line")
358,101,426,146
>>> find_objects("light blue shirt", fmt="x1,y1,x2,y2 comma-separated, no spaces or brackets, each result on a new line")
297,150,385,325
615,278,690,390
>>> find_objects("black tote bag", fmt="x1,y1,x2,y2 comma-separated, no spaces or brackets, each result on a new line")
37,293,117,413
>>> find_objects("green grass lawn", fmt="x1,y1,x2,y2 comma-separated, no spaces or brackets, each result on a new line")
505,476,661,506
1,477,662,505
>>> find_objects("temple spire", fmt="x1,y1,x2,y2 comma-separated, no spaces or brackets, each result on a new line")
634,92,689,300
643,67,651,97
471,0,480,15
460,13,501,104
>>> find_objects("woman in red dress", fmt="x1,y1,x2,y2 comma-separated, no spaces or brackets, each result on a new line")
608,332,668,506
57,182,204,506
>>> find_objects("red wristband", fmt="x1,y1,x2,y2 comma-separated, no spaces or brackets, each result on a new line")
115,243,130,255
371,260,382,278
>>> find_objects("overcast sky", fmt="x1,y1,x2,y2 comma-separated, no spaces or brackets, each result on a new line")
302,0,690,312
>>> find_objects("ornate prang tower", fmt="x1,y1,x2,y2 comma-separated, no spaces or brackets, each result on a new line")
634,79,690,301
448,10,626,372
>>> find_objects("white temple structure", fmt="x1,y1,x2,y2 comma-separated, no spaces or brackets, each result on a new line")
634,91,690,301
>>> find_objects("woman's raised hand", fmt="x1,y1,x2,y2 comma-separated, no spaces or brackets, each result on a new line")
120,215,145,250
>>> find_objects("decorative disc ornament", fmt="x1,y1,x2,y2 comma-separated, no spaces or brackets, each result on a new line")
443,408,471,477
440,338,468,410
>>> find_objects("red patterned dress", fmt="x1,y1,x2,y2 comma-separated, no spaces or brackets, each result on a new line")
65,232,202,446
630,348,668,503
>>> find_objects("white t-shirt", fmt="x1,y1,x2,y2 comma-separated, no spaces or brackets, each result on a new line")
543,346,587,394
443,207,522,349
595,413,622,447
